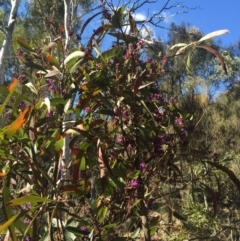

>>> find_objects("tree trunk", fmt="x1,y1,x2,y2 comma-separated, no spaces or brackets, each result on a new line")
0,0,20,84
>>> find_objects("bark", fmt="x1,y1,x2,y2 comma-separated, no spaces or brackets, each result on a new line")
0,0,20,84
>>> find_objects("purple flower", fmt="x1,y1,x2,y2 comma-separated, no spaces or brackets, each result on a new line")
137,40,144,48
46,78,57,91
122,110,129,117
130,180,139,188
46,111,52,117
85,107,91,113
109,152,116,161
117,135,123,143
68,29,74,37
25,203,31,210
24,219,30,225
18,101,26,110
139,162,149,171
46,78,54,84
174,116,184,128
80,226,87,231
145,57,153,63
17,48,23,58
48,84,57,91
25,237,31,241
18,75,26,83
179,130,186,139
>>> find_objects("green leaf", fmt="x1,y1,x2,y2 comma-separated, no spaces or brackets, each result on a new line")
54,136,64,151
129,13,138,34
0,213,21,233
131,199,141,208
108,32,138,44
101,47,122,62
131,228,140,239
25,61,46,71
98,206,108,223
140,100,155,122
7,195,53,207
173,211,186,221
128,170,140,179
2,174,18,240
65,226,90,236
150,227,158,236
16,37,33,51
111,6,124,28
80,156,86,171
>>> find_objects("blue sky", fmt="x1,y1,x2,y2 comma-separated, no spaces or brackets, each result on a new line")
82,0,239,48
170,0,239,46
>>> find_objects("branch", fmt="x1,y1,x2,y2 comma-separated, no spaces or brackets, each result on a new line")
64,0,70,51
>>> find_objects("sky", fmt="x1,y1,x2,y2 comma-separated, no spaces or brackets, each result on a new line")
130,0,240,46
168,0,240,46
81,0,240,49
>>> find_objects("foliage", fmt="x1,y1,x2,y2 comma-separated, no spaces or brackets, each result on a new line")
0,0,240,241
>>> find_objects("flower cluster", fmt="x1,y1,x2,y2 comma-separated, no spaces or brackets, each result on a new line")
130,180,139,188
46,78,57,91
174,116,184,128
18,101,26,110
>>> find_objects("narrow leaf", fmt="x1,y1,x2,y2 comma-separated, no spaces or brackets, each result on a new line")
129,13,138,34
207,161,240,193
0,78,18,116
0,213,21,233
197,45,228,75
16,37,33,51
2,106,32,138
2,174,17,240
64,51,85,66
133,78,142,96
170,43,187,50
186,53,192,76
175,42,196,55
54,136,64,151
197,29,229,43
80,11,103,37
111,6,124,28
25,82,38,94
131,228,140,239
7,195,53,207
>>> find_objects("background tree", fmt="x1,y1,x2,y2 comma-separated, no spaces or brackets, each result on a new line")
0,0,20,84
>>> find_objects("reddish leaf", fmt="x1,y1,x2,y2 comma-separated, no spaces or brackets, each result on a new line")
207,161,240,193
133,78,142,96
197,46,228,75
80,11,103,38
8,78,18,92
0,172,6,177
72,159,81,186
3,106,32,137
